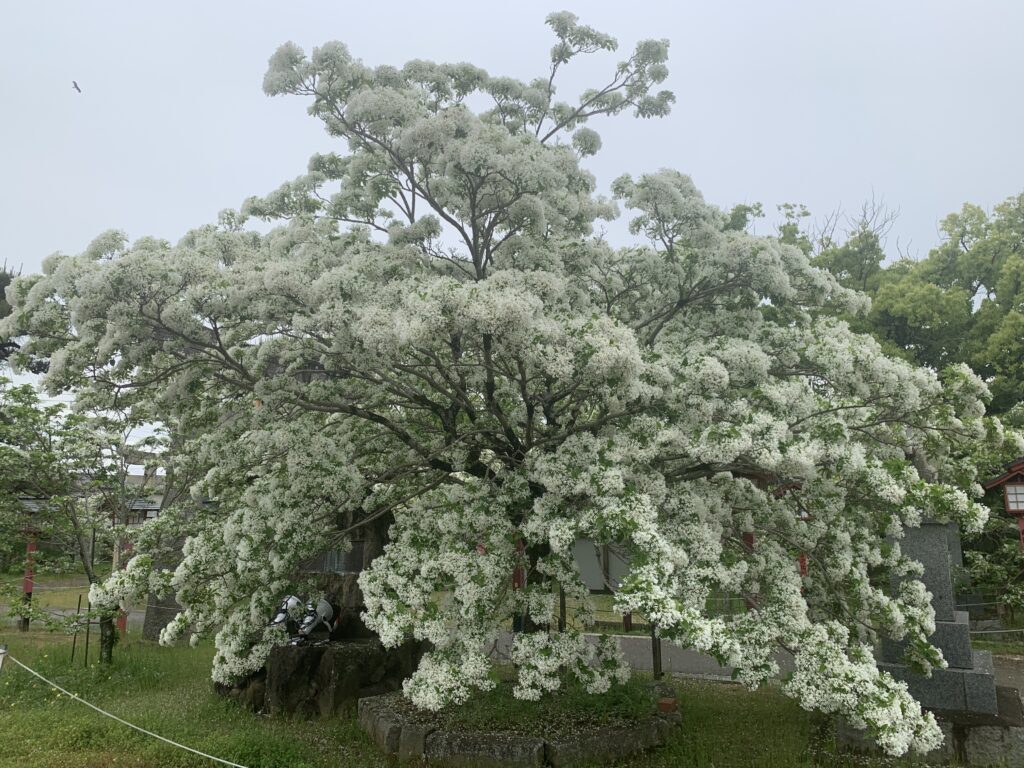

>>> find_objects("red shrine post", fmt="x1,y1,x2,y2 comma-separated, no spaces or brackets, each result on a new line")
983,457,1024,548
115,537,134,634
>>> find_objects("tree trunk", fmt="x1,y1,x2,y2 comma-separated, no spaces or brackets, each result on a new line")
99,614,116,664
69,507,116,665
521,542,552,633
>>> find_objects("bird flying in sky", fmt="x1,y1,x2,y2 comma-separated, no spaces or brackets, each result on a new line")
72,81,81,93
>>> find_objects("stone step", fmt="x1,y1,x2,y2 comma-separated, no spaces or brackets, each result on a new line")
880,611,974,670
878,656,999,715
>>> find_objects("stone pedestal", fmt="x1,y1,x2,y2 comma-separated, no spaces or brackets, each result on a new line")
878,520,999,715
837,520,1024,763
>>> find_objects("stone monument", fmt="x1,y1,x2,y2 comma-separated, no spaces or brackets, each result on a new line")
843,519,1024,763
878,520,999,715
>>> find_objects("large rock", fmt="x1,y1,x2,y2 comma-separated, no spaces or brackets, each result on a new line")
265,639,421,717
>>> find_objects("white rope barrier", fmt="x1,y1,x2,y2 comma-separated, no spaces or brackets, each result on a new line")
0,645,249,768
0,577,90,592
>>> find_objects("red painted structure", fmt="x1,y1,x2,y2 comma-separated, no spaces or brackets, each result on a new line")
115,539,134,633
512,538,526,589
983,456,1024,548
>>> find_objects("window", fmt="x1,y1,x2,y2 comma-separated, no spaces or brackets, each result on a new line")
1007,483,1024,513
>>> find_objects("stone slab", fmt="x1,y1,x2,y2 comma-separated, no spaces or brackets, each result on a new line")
397,722,432,762
897,521,956,622
881,611,974,670
424,730,546,768
373,711,402,754
879,653,999,715
545,719,662,767
929,686,1024,730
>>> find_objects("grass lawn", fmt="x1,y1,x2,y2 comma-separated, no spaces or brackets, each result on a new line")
25,572,93,611
2,571,110,613
0,630,934,768
2,571,151,629
974,638,1024,656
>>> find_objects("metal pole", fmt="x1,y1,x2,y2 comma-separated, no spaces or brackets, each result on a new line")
84,600,91,667
71,594,83,663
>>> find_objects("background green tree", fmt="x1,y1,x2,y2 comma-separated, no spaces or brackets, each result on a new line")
806,194,1024,609
826,194,1024,417
0,380,164,662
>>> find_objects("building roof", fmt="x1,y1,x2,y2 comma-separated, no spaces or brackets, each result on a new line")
982,457,1024,490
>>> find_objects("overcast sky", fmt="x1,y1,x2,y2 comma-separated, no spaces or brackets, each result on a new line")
2,0,1023,274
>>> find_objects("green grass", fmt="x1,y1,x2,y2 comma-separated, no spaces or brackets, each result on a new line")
27,572,92,611
0,631,384,768
973,638,1024,656
0,631,934,768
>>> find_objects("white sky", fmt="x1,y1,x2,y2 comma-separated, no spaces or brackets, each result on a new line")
2,0,1023,272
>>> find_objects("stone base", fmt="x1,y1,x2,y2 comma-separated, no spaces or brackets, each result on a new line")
358,692,680,766
264,639,422,717
878,650,999,715
882,611,975,669
215,670,267,712
837,686,1024,765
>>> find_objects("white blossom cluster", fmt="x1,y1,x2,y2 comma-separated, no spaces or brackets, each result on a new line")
510,631,629,700
4,13,1022,755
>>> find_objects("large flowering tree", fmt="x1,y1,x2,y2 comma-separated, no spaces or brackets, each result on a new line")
3,13,1020,755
